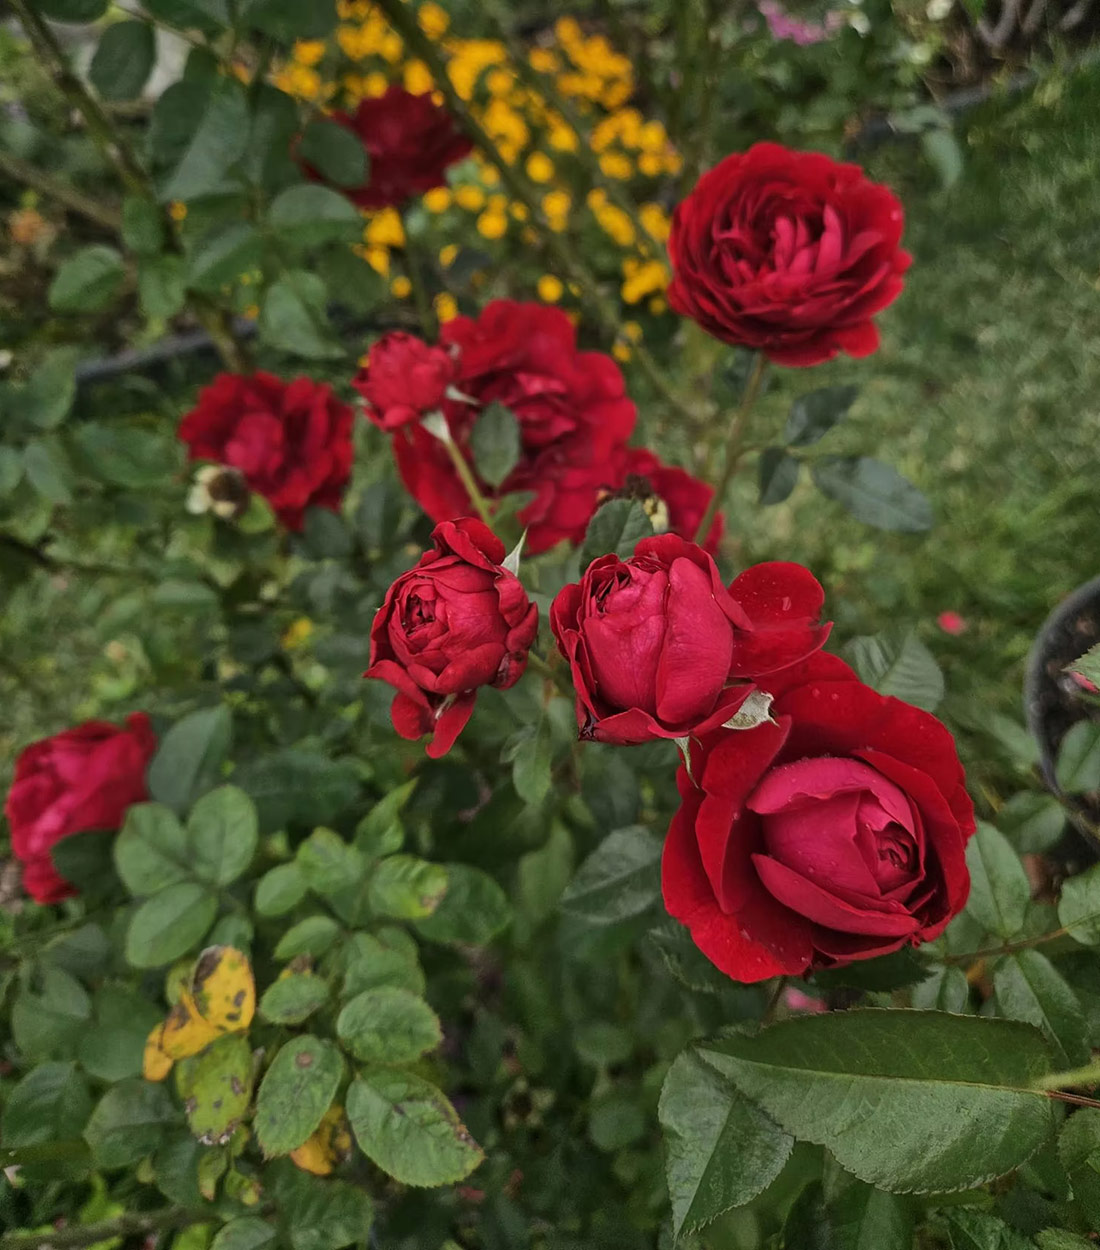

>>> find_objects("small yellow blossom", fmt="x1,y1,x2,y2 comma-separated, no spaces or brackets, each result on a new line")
599,151,633,180
439,244,459,267
510,202,528,221
390,276,412,298
664,150,684,175
364,207,405,248
595,202,635,247
379,30,404,63
455,185,486,212
274,63,323,101
639,120,669,153
293,40,326,67
418,1,450,38
283,618,314,649
547,120,578,152
526,152,555,184
423,187,452,213
477,161,501,186
529,47,560,74
486,68,514,97
168,201,188,222
434,292,458,322
404,60,434,94
538,274,564,303
476,209,508,240
337,24,378,60
639,202,670,243
638,152,663,178
621,258,668,304
649,296,668,315
555,16,583,46
363,71,390,97
487,192,509,213
242,303,260,321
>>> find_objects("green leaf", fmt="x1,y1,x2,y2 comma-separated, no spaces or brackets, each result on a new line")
910,965,970,1013
337,987,442,1064
469,402,521,489
236,749,359,832
658,1049,793,1237
33,0,108,19
346,1069,483,1187
0,446,23,496
842,629,945,712
300,507,353,560
125,882,218,968
944,1209,1034,1250
965,822,1030,939
811,456,933,533
758,447,799,505
998,791,1066,855
188,785,258,887
48,245,126,314
647,920,739,995
122,196,165,255
14,348,79,429
1058,1108,1100,1230
159,78,249,201
579,497,654,567
259,974,329,1025
1035,1233,1095,1250
84,1080,178,1169
342,932,425,997
356,781,414,858
147,705,232,814
176,1033,253,1145
1059,862,1100,946
254,1036,343,1157
186,223,263,293
73,423,178,487
829,1181,914,1250
11,968,91,1060
414,863,512,945
1,1063,92,1147
1056,721,1100,793
244,0,337,38
80,983,162,1082
784,385,859,446
50,834,120,906
512,715,552,808
699,1009,1057,1194
23,439,72,505
90,19,155,100
811,947,932,994
1071,641,1100,690
296,119,367,187
115,802,191,895
268,184,363,248
368,855,448,920
274,915,340,960
296,827,365,897
922,128,964,190
268,1162,374,1250
255,862,307,917
993,949,1089,1067
259,270,344,360
209,1218,276,1250
560,826,662,924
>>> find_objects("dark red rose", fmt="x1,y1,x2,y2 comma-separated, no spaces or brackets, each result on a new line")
178,372,354,531
606,447,724,555
668,143,911,367
550,537,829,745
355,332,457,432
662,652,975,982
304,87,472,210
4,714,157,904
391,302,637,554
367,518,539,758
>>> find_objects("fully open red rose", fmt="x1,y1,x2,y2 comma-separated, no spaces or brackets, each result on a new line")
391,302,637,554
606,447,724,555
4,714,157,904
367,518,538,758
356,332,456,432
306,87,472,210
178,372,354,531
550,538,829,745
668,143,911,367
662,652,975,981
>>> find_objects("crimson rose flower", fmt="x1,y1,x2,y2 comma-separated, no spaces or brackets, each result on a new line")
367,518,539,758
355,332,456,432
606,447,724,555
306,87,472,210
4,714,157,904
668,143,910,367
550,537,829,745
391,302,637,554
178,372,354,531
662,652,975,981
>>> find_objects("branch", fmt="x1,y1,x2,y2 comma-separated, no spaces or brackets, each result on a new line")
692,351,766,543
0,1208,207,1250
0,149,121,232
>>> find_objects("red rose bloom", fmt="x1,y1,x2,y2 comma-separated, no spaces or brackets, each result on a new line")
550,538,830,745
391,302,637,554
367,518,539,758
355,332,456,432
4,714,157,904
668,143,911,367
662,652,975,982
308,87,472,210
178,372,354,531
607,447,724,555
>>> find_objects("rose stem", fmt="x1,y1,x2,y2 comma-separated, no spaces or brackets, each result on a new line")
402,224,439,340
373,0,700,424
10,0,249,373
693,351,768,544
439,429,495,529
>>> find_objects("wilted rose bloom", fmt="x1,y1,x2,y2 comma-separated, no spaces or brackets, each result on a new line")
663,653,975,981
367,518,539,758
550,536,830,744
178,373,354,531
355,332,456,432
304,86,472,210
4,714,157,903
668,143,910,366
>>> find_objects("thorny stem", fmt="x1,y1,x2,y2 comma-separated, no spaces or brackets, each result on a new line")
402,228,439,340
693,351,767,543
0,1207,208,1250
10,0,249,373
944,905,1100,965
373,0,700,422
0,150,121,232
437,427,495,528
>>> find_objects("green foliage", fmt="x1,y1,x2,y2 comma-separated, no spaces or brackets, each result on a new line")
254,1036,343,1157
843,628,945,712
811,456,934,533
90,20,156,101
470,403,522,488
579,498,654,566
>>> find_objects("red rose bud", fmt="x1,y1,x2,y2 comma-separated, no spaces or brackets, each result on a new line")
668,143,910,367
550,537,829,745
355,332,456,432
178,372,354,532
367,518,539,758
607,447,724,555
4,714,157,904
391,301,637,554
302,86,472,210
662,653,975,982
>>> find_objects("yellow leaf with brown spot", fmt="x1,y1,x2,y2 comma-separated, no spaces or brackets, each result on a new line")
160,987,224,1060
289,1103,352,1176
190,946,256,1032
142,1025,175,1082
